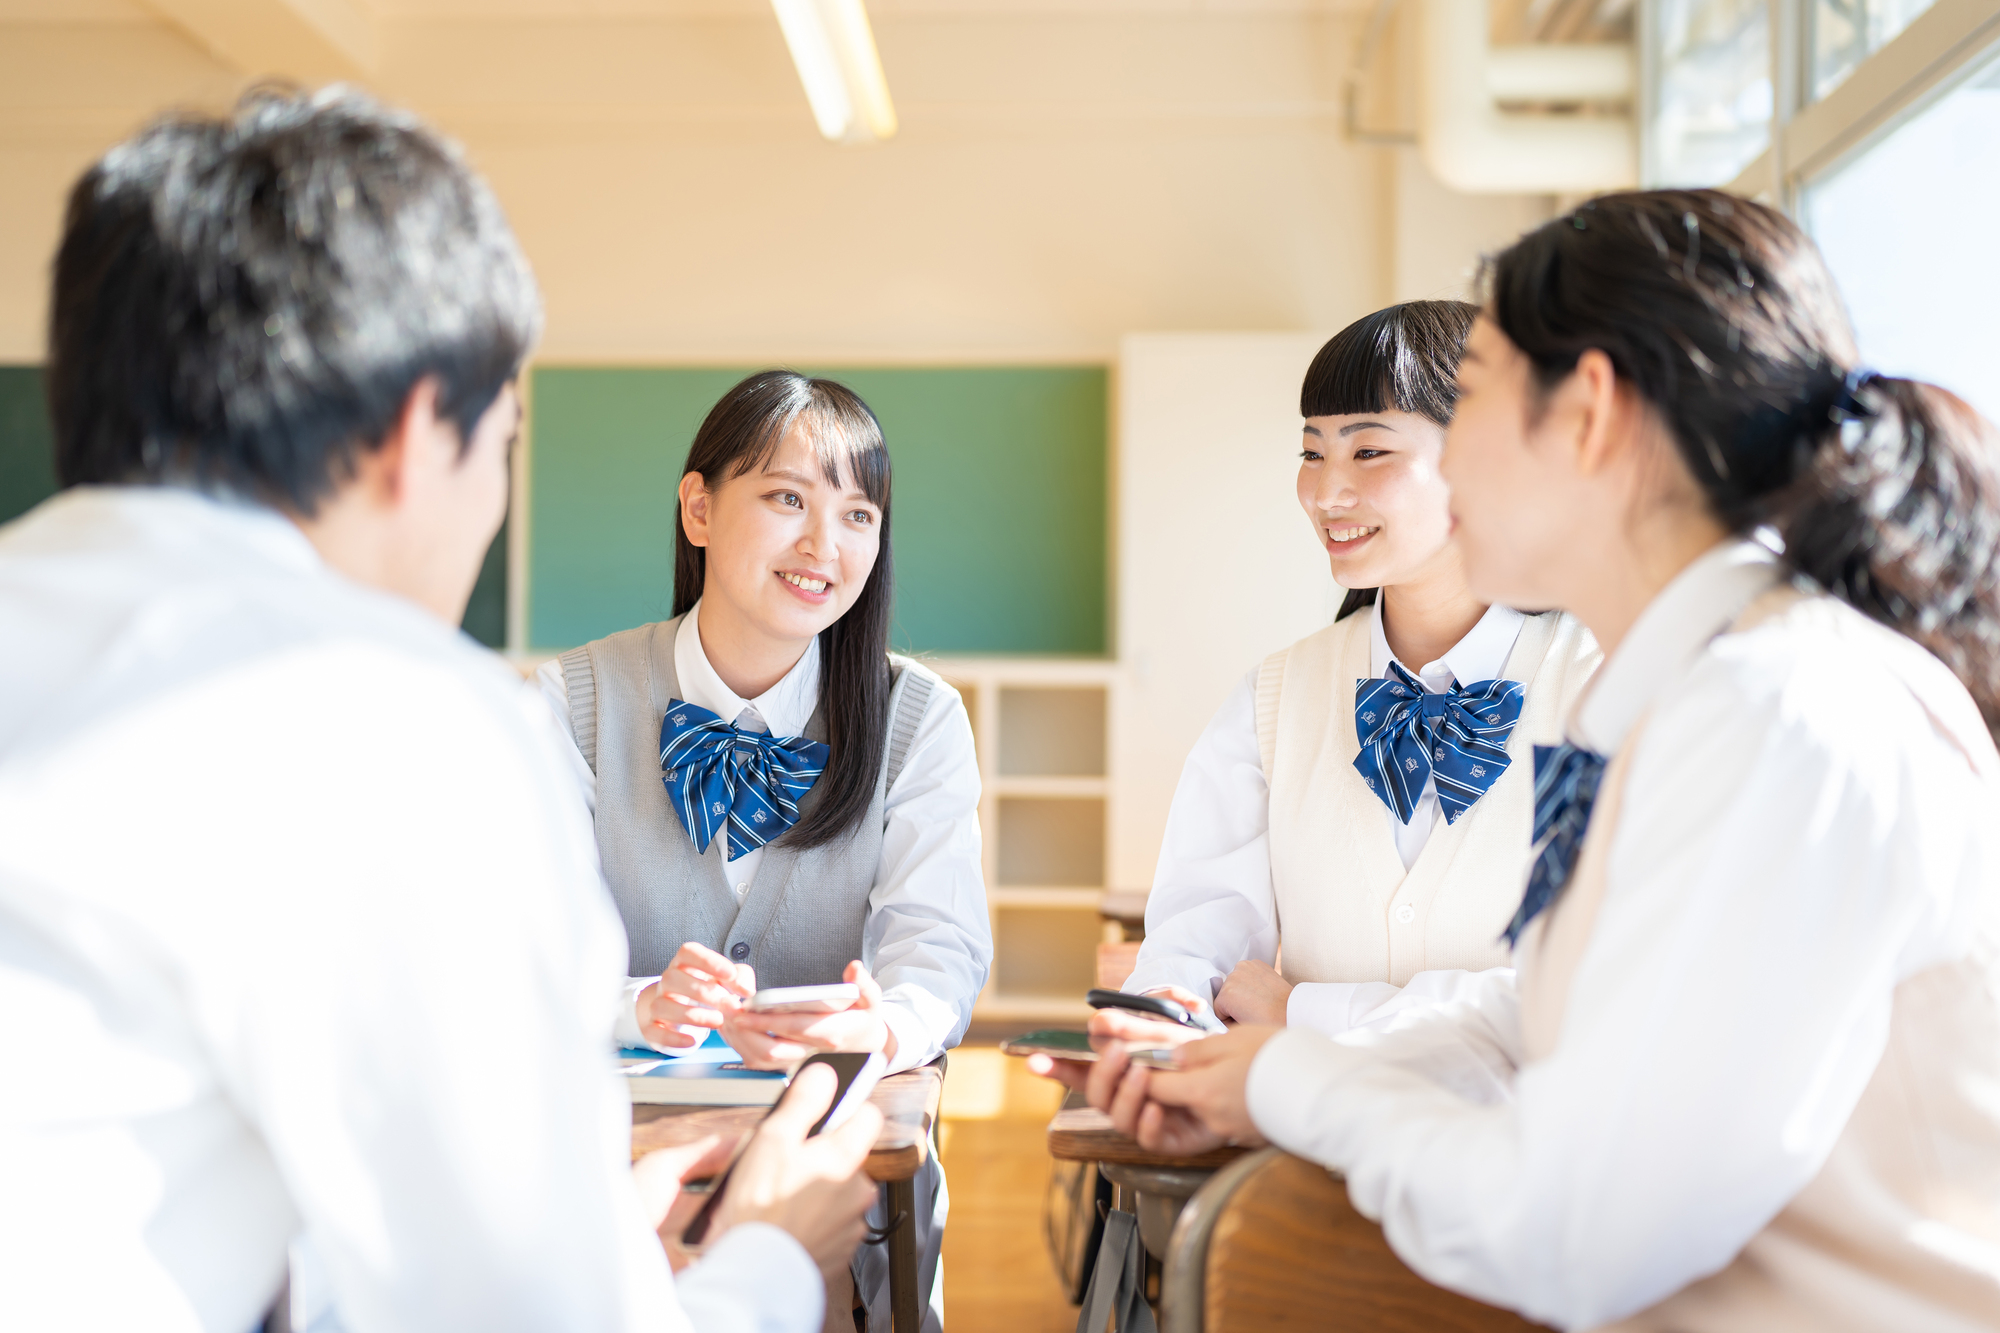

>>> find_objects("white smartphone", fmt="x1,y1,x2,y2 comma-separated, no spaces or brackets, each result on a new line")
748,982,861,1014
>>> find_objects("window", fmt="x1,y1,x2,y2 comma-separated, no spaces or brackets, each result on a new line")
1803,53,2000,420
1810,0,1940,100
1651,0,1773,185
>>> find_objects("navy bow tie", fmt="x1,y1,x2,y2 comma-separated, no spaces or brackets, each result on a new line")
1501,743,1608,947
1353,662,1526,825
659,699,829,861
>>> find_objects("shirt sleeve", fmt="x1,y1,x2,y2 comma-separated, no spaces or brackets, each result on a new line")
865,677,994,1074
1287,968,1518,1040
1121,670,1277,1021
1243,648,1983,1329
675,1223,824,1333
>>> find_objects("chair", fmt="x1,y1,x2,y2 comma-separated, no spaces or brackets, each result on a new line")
1160,1149,1548,1332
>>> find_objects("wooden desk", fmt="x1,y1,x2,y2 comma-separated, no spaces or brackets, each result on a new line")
632,1065,943,1333
1046,1105,1247,1172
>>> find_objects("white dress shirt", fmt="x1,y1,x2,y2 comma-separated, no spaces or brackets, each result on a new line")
1244,540,2000,1329
1123,597,1524,1033
0,488,820,1333
536,603,991,1074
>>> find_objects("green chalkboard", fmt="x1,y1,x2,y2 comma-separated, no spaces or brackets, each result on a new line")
0,364,508,649
0,367,57,526
527,366,1108,655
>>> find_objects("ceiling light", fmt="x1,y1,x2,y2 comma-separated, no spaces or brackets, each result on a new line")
771,0,898,145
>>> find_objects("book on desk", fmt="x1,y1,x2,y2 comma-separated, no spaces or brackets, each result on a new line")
619,1032,788,1106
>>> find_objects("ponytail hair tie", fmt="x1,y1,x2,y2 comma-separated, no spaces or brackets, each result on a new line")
1830,368,1881,424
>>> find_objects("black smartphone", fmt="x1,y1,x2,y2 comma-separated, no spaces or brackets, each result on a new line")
680,1050,880,1248
1086,988,1198,1028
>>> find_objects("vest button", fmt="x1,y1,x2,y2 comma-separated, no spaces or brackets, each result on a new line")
729,941,750,962
1394,902,1416,925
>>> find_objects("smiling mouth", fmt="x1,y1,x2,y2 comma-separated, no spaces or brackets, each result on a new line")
1326,525,1381,546
779,571,831,594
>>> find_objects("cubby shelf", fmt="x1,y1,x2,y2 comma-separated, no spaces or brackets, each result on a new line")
927,656,1120,1021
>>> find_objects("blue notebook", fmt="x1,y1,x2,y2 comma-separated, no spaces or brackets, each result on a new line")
618,1032,788,1106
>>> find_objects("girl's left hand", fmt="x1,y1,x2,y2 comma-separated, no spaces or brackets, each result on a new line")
722,960,899,1070
1214,959,1294,1027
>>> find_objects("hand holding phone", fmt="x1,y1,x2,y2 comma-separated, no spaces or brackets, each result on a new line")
723,961,892,1070
1086,988,1199,1027
682,1052,885,1249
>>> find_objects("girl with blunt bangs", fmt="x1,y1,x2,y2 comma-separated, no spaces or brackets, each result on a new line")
1124,191,2000,1333
538,370,990,1333
1045,300,1600,1097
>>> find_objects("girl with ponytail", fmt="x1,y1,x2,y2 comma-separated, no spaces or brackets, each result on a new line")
1111,190,2000,1332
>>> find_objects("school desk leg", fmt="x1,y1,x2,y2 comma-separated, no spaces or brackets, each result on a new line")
886,1177,920,1333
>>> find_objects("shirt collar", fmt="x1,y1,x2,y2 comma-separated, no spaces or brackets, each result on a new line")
60,484,326,576
1570,538,1785,755
1368,596,1528,691
674,600,821,738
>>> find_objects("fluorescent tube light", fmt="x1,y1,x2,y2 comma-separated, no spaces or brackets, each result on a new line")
771,0,898,145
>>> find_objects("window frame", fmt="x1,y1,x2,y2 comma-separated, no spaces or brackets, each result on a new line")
1644,0,2000,203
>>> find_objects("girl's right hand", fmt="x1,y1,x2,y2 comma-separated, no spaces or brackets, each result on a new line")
1084,985,1212,1049
637,942,756,1048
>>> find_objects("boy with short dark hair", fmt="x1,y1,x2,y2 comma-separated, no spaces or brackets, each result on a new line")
0,86,873,1333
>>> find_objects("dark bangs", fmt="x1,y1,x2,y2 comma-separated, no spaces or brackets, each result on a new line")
1300,300,1478,427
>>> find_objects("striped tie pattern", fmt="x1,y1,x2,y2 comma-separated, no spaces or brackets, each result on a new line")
1501,742,1608,947
1352,662,1526,825
658,699,829,862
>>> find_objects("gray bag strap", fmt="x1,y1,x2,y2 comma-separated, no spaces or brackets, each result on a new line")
882,662,934,795
1075,1208,1157,1333
557,646,600,776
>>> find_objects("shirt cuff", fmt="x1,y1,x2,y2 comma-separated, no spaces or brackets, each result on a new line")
1286,981,1401,1039
1245,1024,1371,1163
675,1221,823,1333
613,975,711,1056
878,997,932,1075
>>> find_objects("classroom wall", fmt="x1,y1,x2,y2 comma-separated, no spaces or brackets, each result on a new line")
0,3,1397,366
1110,332,1342,891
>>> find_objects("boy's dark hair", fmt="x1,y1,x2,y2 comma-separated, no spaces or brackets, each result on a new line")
47,85,542,515
1304,300,1479,621
673,370,894,850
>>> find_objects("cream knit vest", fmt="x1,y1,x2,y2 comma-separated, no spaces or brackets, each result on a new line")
1254,607,1600,986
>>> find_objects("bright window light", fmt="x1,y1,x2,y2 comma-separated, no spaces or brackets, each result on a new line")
1805,53,2000,421
771,0,898,145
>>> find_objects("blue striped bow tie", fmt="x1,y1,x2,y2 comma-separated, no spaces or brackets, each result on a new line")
1353,662,1526,825
659,700,829,861
1501,743,1608,947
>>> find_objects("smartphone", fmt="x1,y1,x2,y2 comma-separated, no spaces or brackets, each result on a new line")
998,1028,1099,1062
679,1049,885,1248
748,983,861,1014
1127,1048,1181,1070
1086,988,1198,1028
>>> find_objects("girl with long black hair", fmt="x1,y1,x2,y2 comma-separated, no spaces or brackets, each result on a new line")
538,370,989,1333
1125,190,2000,1330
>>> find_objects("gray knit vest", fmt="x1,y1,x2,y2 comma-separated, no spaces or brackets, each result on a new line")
557,614,933,983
